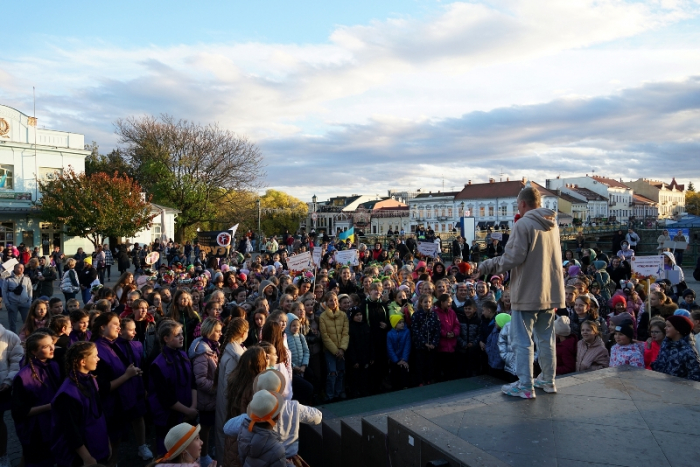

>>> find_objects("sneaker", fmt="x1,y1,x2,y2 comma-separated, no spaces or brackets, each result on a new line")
200,454,213,467
501,381,536,399
138,444,154,460
533,377,557,394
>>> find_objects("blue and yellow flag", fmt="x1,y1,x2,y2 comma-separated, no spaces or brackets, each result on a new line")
338,227,355,245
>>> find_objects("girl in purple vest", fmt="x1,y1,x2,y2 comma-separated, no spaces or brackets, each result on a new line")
68,309,91,345
11,332,60,467
116,317,153,461
50,341,110,467
149,319,197,455
90,312,143,466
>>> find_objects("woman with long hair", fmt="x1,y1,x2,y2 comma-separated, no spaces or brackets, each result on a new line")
168,290,201,349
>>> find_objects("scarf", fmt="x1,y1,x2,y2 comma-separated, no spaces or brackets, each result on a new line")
202,336,220,356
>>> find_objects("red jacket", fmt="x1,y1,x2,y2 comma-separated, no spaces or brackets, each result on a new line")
433,306,460,353
644,340,661,369
556,335,578,375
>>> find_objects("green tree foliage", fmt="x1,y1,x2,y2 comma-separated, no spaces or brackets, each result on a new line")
258,189,308,236
38,168,157,248
115,115,265,241
688,181,695,192
84,142,133,178
686,190,700,216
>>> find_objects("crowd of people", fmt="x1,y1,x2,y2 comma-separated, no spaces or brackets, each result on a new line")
0,187,698,466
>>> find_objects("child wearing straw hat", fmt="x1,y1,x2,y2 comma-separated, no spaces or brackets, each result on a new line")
149,423,215,466
237,390,286,467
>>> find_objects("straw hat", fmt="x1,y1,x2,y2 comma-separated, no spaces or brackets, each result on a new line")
157,423,200,463
247,390,284,431
253,369,287,394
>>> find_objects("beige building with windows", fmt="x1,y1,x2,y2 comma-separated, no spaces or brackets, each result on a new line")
626,178,685,219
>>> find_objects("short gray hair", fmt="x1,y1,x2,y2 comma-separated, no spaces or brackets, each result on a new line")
517,187,541,208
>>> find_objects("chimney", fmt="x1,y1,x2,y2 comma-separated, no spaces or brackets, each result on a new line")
468,180,472,185
489,178,495,184
522,177,527,183
506,177,510,181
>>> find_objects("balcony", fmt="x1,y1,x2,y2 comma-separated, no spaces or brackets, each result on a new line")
437,216,449,221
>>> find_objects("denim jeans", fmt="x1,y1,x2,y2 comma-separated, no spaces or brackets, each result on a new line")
6,302,30,333
324,350,346,399
510,310,556,389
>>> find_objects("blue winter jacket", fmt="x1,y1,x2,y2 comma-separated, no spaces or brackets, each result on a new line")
387,328,411,363
651,336,700,382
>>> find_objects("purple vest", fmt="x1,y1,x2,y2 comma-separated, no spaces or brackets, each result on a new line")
114,337,147,416
13,359,60,446
93,336,131,418
51,374,109,466
68,329,91,345
148,346,193,426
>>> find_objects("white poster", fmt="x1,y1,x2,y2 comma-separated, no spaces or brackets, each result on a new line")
334,249,359,266
417,241,440,258
312,247,323,267
630,255,664,279
491,232,503,241
286,251,313,271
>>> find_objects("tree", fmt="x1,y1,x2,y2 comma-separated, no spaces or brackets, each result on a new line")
686,191,700,216
38,168,157,248
115,115,265,241
84,142,133,178
258,189,308,236
688,181,695,192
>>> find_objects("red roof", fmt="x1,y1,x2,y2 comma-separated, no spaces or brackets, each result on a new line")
568,186,608,201
591,176,629,189
455,180,555,200
669,177,685,191
633,194,656,205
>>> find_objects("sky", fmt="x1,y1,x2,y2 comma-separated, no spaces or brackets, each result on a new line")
2,0,700,202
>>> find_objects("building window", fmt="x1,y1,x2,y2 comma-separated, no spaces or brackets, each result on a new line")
499,205,507,217
0,165,13,189
488,206,494,217
0,222,15,247
447,208,453,217
151,224,162,244
434,208,439,218
479,206,485,217
448,223,453,231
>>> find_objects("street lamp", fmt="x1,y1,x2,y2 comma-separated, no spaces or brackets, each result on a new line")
311,194,317,230
256,199,261,240
460,201,465,217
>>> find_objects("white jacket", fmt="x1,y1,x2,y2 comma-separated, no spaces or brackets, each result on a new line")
224,399,321,457
498,322,516,375
0,324,23,386
1,273,32,306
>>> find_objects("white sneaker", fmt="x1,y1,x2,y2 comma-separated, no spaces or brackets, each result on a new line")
138,444,154,460
0,455,10,467
501,381,536,399
533,376,557,393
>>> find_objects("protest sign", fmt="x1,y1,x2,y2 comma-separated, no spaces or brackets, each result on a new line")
630,255,664,280
491,232,503,241
417,241,440,258
197,231,232,257
312,247,322,267
287,251,313,271
334,249,359,266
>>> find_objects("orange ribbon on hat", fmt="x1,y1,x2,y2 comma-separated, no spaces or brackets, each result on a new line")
155,425,197,463
248,399,280,432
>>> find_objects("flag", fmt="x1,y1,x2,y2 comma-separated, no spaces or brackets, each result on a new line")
229,224,239,237
338,227,355,245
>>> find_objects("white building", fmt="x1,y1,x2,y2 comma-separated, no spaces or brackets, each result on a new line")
626,178,685,219
0,104,93,254
303,194,381,236
126,203,179,247
408,191,459,233
547,175,632,222
454,178,558,230
553,184,609,222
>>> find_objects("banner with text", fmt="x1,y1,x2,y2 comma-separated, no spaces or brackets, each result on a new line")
334,249,360,266
287,251,314,271
417,241,440,258
197,231,232,257
312,247,323,267
630,255,664,280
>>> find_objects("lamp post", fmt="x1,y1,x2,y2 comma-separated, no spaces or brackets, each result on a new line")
312,194,317,230
256,199,261,240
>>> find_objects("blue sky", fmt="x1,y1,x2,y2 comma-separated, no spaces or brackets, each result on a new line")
1,0,699,201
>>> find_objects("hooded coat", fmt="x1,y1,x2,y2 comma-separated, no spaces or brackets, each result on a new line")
237,419,286,467
498,321,516,375
285,314,310,368
319,305,349,355
575,336,610,372
188,337,218,412
215,340,246,461
478,208,565,311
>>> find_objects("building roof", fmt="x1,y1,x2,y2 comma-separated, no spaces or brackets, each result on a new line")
454,180,555,200
632,194,656,205
413,191,459,199
590,175,630,189
568,186,608,201
669,178,685,191
558,193,586,204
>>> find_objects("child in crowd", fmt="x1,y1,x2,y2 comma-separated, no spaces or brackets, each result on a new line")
609,323,645,368
68,310,91,344
319,292,349,401
679,289,697,311
456,298,481,378
485,313,510,379
575,320,609,372
433,294,460,382
497,314,518,383
346,308,373,398
237,390,286,467
411,294,440,386
479,301,498,373
571,295,609,341
286,313,310,382
559,285,577,318
554,316,577,375
18,299,49,342
387,315,411,390
66,298,81,314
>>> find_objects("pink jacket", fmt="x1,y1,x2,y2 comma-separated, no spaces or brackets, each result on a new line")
188,338,218,412
433,306,460,353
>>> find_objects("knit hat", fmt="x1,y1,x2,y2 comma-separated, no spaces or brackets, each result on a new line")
247,390,284,431
613,323,634,340
495,313,511,329
239,273,247,283
253,369,287,394
673,309,691,318
568,265,581,277
389,314,404,328
490,275,502,283
587,294,599,309
666,315,693,337
609,312,634,328
611,295,627,309
554,315,571,337
157,423,201,463
337,294,350,303
84,256,93,265
682,289,696,299
593,260,607,271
